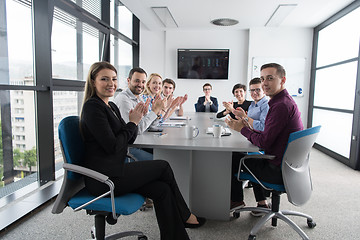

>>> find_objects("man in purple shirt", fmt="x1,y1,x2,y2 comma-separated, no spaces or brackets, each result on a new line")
226,63,303,216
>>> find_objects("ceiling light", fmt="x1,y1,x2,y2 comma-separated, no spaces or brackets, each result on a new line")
211,18,239,26
152,7,178,28
265,4,297,27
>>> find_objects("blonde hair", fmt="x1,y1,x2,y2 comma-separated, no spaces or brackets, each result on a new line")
142,73,162,96
83,61,117,105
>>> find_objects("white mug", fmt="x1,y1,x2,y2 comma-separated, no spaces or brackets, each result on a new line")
185,125,199,139
213,124,223,138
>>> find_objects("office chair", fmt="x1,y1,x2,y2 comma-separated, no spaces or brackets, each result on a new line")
52,116,147,240
194,103,198,112
233,126,321,240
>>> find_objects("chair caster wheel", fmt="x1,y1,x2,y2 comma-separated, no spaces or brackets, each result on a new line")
91,229,95,239
138,235,148,240
307,220,316,228
233,211,240,218
248,235,256,240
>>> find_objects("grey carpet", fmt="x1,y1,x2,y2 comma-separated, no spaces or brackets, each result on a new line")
1,149,360,240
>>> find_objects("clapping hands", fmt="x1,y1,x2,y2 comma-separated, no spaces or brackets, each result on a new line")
225,115,245,132
129,101,148,125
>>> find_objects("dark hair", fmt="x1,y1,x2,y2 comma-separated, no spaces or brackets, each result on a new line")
232,83,246,94
83,61,117,104
249,77,261,86
260,63,286,78
203,83,212,90
128,67,147,79
163,78,176,89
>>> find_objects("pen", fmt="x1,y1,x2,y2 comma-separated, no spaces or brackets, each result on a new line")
155,132,167,137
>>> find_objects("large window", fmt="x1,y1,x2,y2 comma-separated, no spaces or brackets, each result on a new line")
310,2,360,169
0,0,139,229
52,8,103,80
0,0,37,195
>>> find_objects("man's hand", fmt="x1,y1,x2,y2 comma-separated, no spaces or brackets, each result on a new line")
129,102,145,125
225,116,245,132
143,98,151,115
180,94,188,106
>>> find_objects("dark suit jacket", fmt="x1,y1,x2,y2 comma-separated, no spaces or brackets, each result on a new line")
196,96,218,112
80,95,138,178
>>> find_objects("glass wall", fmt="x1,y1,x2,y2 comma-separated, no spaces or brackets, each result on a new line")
310,2,360,168
0,0,139,220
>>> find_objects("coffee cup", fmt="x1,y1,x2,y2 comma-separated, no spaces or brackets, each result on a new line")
185,125,199,139
213,124,223,138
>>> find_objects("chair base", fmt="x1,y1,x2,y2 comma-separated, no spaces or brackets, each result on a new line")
234,207,315,240
91,214,147,240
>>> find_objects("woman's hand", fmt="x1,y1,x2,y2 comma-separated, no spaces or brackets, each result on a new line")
232,107,246,118
129,102,146,125
222,101,233,115
151,94,166,115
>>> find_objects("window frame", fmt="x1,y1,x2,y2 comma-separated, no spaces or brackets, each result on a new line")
309,0,360,169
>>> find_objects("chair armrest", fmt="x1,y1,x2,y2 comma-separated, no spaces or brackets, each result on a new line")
63,163,109,183
63,163,120,220
237,154,275,191
126,152,138,162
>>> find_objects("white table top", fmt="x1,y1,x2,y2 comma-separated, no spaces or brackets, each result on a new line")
132,112,259,152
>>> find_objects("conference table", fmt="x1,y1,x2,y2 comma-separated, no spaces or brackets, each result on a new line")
131,112,259,220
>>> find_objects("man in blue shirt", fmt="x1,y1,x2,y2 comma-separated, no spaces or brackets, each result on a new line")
226,63,303,216
232,78,269,131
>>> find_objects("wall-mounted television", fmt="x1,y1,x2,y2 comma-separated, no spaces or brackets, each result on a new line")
177,49,229,80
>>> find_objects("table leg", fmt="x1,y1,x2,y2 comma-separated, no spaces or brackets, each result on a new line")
154,149,232,221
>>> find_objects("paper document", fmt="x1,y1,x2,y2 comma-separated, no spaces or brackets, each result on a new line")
169,116,190,120
206,127,232,135
160,121,186,127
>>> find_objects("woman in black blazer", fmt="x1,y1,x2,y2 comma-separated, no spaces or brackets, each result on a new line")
216,83,252,119
196,83,218,112
80,62,205,240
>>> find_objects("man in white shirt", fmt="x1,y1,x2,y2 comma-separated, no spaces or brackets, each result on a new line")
161,78,188,118
114,67,165,134
114,67,165,161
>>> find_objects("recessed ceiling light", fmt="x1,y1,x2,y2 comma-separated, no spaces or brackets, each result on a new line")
211,18,239,26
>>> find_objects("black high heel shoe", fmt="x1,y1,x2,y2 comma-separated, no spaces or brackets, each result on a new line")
184,217,206,228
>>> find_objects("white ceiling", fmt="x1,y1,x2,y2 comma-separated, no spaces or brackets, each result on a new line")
121,0,355,30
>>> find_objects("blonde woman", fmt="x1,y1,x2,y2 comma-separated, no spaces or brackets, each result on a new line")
141,73,163,111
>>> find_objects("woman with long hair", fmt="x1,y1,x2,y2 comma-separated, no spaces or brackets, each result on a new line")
80,62,205,240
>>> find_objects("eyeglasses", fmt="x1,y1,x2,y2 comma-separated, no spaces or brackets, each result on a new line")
203,88,211,91
249,88,261,93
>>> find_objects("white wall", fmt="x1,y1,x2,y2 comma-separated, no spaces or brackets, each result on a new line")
141,28,249,112
140,25,313,126
248,27,313,125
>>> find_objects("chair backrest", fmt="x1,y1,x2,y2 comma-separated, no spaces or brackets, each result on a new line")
281,125,321,206
52,116,86,214
194,103,198,112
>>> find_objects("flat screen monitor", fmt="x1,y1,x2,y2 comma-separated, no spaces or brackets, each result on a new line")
177,49,229,79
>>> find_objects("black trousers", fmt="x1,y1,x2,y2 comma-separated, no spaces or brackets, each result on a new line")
85,160,190,240
231,152,283,203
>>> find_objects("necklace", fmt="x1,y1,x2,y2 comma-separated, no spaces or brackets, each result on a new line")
108,104,119,120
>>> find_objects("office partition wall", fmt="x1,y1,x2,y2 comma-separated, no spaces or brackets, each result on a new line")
309,1,360,169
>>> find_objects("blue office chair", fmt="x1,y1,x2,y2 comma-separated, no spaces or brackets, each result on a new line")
233,126,321,240
52,116,147,240
194,103,198,112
